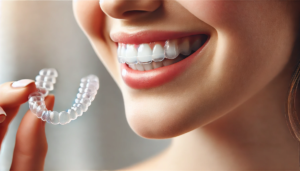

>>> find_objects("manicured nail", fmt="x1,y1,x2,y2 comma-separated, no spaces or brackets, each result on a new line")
0,107,7,123
11,79,35,88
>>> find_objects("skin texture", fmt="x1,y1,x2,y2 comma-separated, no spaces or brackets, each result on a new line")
74,0,300,138
0,81,55,170
73,0,300,169
0,0,300,170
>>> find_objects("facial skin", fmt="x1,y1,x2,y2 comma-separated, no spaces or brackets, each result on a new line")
73,0,300,140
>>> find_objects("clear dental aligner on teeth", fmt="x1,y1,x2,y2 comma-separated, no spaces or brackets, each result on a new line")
117,35,207,66
28,68,99,125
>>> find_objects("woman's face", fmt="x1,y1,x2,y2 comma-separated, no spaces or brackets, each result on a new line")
73,0,300,138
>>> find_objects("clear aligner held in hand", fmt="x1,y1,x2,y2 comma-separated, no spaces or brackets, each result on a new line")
28,68,99,125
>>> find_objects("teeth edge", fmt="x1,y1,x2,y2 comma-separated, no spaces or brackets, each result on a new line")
118,36,205,65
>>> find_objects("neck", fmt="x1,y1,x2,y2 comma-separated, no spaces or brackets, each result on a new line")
157,65,299,170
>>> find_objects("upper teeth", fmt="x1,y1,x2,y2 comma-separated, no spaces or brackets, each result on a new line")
117,35,205,64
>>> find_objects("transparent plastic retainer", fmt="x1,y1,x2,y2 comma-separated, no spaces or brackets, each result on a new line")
28,68,99,125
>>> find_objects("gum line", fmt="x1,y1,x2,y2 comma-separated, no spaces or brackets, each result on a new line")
28,68,99,125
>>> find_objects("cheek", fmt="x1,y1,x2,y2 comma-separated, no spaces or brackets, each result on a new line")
179,0,293,80
176,1,240,29
73,0,121,85
72,0,104,39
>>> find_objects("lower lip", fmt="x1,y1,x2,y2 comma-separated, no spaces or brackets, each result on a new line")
121,39,209,89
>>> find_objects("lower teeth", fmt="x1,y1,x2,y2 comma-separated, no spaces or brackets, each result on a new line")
128,54,188,71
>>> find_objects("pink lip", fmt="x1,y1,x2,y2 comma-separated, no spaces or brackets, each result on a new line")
110,30,207,44
121,37,209,89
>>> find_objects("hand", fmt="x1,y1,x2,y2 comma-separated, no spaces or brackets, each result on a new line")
0,79,55,170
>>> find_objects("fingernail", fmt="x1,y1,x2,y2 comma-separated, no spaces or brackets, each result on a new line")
0,107,7,123
11,79,35,88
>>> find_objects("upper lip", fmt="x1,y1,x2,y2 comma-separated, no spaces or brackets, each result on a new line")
110,30,207,44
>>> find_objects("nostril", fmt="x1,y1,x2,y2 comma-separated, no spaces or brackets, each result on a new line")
122,10,148,18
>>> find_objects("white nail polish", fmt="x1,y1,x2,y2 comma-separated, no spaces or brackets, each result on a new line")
0,107,7,116
11,79,35,88
99,0,104,5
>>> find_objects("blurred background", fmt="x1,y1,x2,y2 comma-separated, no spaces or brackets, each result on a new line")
0,1,170,170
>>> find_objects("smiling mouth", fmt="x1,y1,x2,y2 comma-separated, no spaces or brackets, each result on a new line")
117,34,208,71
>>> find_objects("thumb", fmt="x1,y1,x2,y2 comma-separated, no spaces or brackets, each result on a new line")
10,95,55,171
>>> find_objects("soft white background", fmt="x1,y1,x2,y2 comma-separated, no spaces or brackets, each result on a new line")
0,1,170,170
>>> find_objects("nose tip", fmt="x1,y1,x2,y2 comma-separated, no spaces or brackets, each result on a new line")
100,0,162,19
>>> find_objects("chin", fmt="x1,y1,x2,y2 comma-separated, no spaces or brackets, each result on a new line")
125,109,185,139
122,94,210,139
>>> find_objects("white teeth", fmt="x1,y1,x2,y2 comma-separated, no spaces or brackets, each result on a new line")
143,63,153,71
125,44,138,64
152,44,164,62
121,44,126,63
179,38,191,56
117,35,207,70
191,39,202,51
164,39,179,59
137,44,152,63
153,61,163,69
117,45,122,63
136,64,144,71
129,64,137,70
